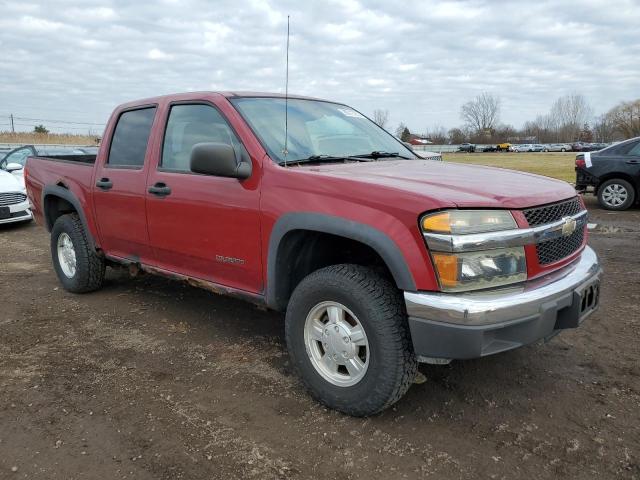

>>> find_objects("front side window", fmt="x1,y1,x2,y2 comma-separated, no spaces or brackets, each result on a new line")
230,97,415,163
108,107,156,167
161,104,242,171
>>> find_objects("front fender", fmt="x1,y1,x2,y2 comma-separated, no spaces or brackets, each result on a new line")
265,212,417,310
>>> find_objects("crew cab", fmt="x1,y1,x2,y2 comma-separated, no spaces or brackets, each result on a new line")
25,92,602,416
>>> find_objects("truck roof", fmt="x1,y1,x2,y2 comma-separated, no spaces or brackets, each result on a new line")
116,91,331,110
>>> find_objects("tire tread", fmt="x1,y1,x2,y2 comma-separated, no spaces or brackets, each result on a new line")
286,264,417,416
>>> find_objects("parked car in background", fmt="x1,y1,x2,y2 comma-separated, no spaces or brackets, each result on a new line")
511,144,532,152
457,143,476,153
571,142,601,152
590,142,609,151
419,151,443,161
0,166,32,225
543,143,571,152
496,142,511,151
575,136,640,210
482,145,497,152
0,145,94,172
25,91,602,416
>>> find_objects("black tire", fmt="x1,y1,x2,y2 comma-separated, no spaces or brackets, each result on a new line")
285,264,417,416
561,148,566,152
51,213,105,293
597,178,635,211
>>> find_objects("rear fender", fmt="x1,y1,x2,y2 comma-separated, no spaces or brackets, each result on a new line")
42,185,98,251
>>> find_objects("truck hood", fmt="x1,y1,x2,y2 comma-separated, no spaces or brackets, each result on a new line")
300,160,576,209
0,169,25,193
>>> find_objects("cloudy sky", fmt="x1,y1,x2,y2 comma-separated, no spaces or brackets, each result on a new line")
0,0,638,135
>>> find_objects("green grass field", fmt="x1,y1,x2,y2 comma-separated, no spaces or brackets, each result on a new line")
443,152,576,183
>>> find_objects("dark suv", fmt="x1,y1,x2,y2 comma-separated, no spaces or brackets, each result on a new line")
575,136,640,210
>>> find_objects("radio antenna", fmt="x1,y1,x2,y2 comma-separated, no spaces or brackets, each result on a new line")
283,15,290,165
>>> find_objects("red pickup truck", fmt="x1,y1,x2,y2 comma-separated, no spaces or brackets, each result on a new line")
25,92,602,416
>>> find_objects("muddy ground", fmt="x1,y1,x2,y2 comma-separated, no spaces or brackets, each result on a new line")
0,196,638,479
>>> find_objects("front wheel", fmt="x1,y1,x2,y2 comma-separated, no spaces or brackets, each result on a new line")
597,179,635,210
285,264,417,416
51,213,105,292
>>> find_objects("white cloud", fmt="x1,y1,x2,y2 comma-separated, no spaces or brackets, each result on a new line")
147,48,173,60
0,0,638,134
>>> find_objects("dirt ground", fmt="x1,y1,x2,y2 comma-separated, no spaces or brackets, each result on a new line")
0,196,638,480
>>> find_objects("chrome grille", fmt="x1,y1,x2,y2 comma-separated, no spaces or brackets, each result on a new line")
523,197,581,227
0,192,26,206
536,226,585,265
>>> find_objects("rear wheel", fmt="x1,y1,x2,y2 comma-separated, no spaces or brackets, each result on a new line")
51,214,105,292
285,264,417,416
597,179,635,210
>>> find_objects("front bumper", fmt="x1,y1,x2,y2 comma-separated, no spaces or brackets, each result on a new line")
0,199,32,224
404,246,602,360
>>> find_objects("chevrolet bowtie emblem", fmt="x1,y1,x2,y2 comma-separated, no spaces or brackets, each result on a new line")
561,216,577,237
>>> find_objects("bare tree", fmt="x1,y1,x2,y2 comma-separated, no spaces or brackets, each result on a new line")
460,93,501,134
592,114,617,142
447,127,466,144
548,94,593,142
421,125,447,144
605,99,640,138
372,109,390,129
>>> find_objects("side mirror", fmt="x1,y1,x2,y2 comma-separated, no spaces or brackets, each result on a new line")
190,143,252,180
6,162,23,172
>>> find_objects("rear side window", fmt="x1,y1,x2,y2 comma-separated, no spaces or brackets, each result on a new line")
108,107,156,167
626,141,640,156
161,104,242,171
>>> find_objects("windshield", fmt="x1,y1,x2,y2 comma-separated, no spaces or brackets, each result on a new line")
230,97,416,163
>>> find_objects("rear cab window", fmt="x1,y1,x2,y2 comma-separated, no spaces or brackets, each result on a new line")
107,107,157,168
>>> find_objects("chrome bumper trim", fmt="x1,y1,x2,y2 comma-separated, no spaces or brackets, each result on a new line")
404,246,601,326
423,210,588,252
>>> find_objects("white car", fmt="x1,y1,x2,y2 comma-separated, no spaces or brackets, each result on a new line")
0,163,32,224
543,143,571,152
420,151,443,161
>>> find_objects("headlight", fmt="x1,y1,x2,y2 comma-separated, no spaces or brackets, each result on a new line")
421,210,526,292
431,247,526,292
422,210,517,234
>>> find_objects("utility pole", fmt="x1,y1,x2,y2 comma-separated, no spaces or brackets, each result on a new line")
10,114,14,133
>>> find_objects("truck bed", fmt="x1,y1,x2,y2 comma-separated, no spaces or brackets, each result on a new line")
30,154,96,165
25,154,98,232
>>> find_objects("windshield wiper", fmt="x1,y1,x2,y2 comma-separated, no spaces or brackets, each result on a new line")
279,154,369,165
348,151,411,160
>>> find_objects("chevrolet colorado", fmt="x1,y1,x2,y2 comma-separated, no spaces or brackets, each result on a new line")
25,92,602,416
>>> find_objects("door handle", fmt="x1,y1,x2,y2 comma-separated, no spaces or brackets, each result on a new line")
148,182,171,197
96,178,113,190
625,160,640,165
